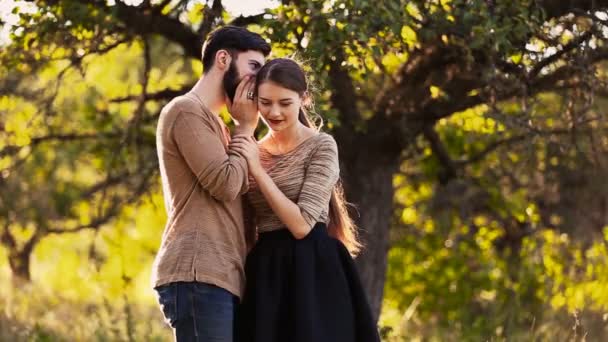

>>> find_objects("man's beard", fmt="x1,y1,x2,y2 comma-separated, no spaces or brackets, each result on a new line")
223,61,241,104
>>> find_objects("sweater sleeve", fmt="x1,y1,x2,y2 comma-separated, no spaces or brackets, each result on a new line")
297,135,340,228
172,111,249,201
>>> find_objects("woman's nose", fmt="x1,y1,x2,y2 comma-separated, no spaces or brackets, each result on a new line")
269,106,281,117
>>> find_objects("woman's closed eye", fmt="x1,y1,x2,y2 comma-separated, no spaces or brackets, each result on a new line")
259,101,293,107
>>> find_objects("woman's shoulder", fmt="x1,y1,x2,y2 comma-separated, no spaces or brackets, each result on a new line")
292,132,336,157
312,132,338,151
316,131,336,142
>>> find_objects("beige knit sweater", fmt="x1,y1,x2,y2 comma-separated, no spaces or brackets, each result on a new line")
151,93,250,298
246,133,340,233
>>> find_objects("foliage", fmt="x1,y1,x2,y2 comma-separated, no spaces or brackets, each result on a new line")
2,0,608,340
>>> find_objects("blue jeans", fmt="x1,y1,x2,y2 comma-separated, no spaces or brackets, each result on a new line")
155,282,237,342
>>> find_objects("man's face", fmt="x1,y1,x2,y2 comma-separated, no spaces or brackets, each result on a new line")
223,50,265,103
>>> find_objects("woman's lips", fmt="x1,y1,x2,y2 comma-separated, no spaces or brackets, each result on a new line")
268,119,283,125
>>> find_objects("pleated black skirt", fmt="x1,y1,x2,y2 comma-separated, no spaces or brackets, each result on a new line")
235,222,380,342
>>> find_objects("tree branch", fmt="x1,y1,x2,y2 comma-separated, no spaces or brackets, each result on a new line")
455,127,597,167
47,165,157,235
529,30,594,78
229,13,266,27
0,132,121,158
198,0,224,38
0,221,17,250
327,47,365,148
423,125,458,184
110,84,193,102
539,0,608,19
382,38,608,154
456,134,530,166
152,0,174,15
113,1,201,58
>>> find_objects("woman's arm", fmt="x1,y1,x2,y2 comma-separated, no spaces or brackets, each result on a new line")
248,165,312,239
230,135,339,239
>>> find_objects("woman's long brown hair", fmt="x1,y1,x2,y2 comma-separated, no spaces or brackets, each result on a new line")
255,58,362,255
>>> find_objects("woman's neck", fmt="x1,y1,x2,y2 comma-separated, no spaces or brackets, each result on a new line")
268,123,310,151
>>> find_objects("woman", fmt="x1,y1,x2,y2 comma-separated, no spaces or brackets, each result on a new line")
230,58,380,342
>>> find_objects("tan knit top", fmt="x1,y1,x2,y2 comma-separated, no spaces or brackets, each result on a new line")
246,132,340,232
151,93,250,298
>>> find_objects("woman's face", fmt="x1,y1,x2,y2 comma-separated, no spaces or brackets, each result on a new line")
257,81,303,132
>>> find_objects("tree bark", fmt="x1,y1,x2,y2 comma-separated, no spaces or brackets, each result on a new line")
326,46,403,320
8,250,31,284
339,140,400,322
5,239,35,285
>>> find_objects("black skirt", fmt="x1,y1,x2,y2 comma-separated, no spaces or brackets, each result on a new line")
235,222,380,342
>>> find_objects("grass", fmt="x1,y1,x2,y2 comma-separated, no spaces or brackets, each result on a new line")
2,281,607,341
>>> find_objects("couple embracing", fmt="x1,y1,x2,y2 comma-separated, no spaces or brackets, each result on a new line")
151,25,380,342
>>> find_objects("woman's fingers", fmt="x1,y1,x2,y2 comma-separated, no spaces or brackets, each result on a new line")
231,146,247,157
230,144,246,154
230,139,250,148
231,135,252,141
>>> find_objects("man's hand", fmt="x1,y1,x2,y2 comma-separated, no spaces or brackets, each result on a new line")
230,75,258,136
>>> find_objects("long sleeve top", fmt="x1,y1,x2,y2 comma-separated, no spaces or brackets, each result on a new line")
151,93,250,298
246,133,340,233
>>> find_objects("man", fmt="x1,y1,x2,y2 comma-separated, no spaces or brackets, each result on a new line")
152,26,271,341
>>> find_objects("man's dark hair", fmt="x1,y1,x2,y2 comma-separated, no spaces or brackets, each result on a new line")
201,26,271,73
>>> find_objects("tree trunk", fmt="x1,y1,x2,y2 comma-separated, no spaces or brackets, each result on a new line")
8,248,32,285
341,145,399,322
1,231,38,285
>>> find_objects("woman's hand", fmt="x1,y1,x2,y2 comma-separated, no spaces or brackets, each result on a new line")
230,135,262,176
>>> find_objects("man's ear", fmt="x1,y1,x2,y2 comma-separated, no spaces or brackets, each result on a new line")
215,50,232,71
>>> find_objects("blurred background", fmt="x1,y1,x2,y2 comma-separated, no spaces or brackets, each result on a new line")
1,0,608,340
